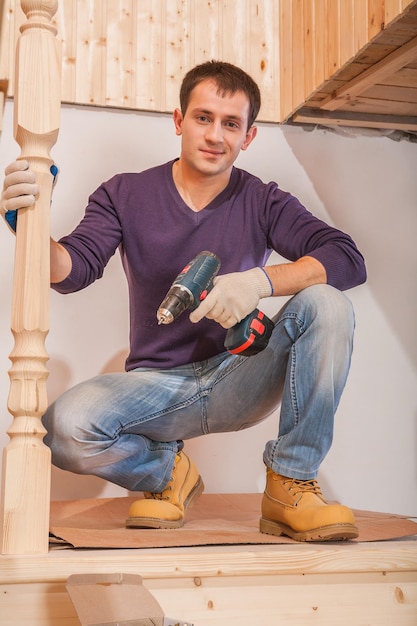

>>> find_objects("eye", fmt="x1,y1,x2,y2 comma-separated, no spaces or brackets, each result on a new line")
224,120,240,129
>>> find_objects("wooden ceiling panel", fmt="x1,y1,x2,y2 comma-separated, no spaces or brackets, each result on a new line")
291,2,417,132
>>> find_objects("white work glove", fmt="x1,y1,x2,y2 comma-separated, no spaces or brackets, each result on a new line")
189,267,273,329
1,159,58,233
1,160,39,232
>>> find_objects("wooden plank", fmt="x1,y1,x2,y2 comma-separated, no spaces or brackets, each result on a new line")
247,0,279,122
362,82,417,102
192,0,220,66
376,29,417,46
384,0,403,28
106,0,135,108
54,0,77,103
325,0,339,78
130,576,417,626
303,0,315,99
164,0,192,112
292,106,417,129
1,583,80,624
336,94,417,114
381,65,417,86
291,0,305,108
339,0,356,67
354,42,398,64
1,575,417,626
320,34,417,109
313,0,326,88
135,0,163,112
1,541,417,583
331,60,375,82
279,0,294,120
367,0,385,40
221,0,247,68
75,0,107,106
1,540,417,624
353,0,369,51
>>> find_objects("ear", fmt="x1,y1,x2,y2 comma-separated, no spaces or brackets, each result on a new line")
173,108,183,136
241,125,257,151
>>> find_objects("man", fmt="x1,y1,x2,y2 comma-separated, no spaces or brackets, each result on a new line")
1,61,366,541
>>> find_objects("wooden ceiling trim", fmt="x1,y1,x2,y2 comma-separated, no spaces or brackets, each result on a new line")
292,107,417,131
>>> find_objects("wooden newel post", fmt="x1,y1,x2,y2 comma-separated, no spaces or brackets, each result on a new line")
0,0,61,554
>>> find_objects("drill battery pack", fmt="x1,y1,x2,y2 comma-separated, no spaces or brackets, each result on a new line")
224,309,275,357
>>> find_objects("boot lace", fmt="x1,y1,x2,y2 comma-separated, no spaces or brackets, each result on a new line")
283,477,323,497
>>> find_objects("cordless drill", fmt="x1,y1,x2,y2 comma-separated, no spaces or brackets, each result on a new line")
157,251,274,356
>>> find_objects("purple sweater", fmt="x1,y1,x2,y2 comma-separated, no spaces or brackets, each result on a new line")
53,160,366,369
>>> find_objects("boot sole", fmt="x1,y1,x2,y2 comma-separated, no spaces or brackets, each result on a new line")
126,476,204,529
259,517,359,542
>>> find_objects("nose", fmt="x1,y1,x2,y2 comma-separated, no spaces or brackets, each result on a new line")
205,120,223,144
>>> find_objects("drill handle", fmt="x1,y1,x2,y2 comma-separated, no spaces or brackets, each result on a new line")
175,251,220,310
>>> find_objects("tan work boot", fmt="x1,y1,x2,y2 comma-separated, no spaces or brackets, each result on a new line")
260,468,359,541
126,451,204,529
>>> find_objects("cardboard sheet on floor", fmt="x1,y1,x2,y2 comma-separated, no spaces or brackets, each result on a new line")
49,493,417,549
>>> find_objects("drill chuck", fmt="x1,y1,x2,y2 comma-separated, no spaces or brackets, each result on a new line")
157,285,194,324
157,252,220,325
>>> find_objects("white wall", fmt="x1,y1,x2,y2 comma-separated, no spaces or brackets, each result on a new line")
1,101,416,516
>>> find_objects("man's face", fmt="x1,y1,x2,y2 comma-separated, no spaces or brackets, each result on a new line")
173,79,257,178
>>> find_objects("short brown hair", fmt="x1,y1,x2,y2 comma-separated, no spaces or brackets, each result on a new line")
179,60,261,130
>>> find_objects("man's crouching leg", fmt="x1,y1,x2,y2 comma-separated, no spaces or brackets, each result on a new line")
260,285,358,541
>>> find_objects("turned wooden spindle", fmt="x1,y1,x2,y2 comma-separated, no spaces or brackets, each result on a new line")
0,0,61,555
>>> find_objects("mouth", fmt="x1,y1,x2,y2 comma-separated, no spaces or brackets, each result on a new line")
200,148,225,158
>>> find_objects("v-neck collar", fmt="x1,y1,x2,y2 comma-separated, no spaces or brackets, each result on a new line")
166,159,237,215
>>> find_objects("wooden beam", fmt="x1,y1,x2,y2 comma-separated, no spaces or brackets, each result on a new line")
291,106,417,130
1,541,417,625
320,33,417,110
0,0,61,555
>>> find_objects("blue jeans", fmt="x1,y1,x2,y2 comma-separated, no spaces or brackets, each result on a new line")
42,285,355,493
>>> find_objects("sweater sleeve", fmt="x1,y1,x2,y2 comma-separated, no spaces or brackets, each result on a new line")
262,184,367,291
51,176,124,294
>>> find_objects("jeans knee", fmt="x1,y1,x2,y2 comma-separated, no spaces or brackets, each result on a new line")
304,284,354,330
42,404,95,473
283,284,355,345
